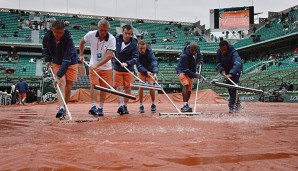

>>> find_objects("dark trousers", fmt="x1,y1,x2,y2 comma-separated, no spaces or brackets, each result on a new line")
11,92,17,104
225,75,241,107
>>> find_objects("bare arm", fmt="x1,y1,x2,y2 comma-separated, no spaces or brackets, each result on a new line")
90,50,114,69
79,38,86,61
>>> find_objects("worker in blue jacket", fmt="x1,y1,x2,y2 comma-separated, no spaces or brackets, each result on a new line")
113,25,138,115
136,40,159,113
177,42,203,112
216,40,242,113
43,20,78,118
16,78,29,105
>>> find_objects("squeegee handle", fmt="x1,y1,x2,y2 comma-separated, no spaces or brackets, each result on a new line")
113,55,145,83
224,74,238,86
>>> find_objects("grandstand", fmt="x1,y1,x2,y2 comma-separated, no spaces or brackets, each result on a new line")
0,5,298,103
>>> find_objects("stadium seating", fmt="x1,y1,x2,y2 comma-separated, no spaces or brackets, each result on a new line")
72,75,90,89
0,7,297,95
0,10,220,52
14,55,38,76
1,7,297,52
234,8,298,49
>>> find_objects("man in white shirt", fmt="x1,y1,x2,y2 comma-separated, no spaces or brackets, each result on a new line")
10,83,17,104
79,19,116,116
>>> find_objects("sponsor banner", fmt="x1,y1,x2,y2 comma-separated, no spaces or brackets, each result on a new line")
159,83,189,89
222,95,259,102
159,83,182,89
0,81,41,87
41,87,57,102
283,94,298,102
132,83,201,89
239,95,259,102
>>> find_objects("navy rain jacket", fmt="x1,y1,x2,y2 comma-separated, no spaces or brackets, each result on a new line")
16,80,28,94
114,35,138,72
43,29,78,78
216,45,242,76
176,45,204,78
136,48,158,75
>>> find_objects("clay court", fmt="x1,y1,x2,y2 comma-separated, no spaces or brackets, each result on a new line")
0,89,297,170
219,11,249,29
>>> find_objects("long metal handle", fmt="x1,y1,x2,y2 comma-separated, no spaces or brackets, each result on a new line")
113,55,145,83
224,74,238,86
83,60,115,91
149,75,181,114
194,64,202,113
223,74,240,107
223,74,239,108
49,67,72,120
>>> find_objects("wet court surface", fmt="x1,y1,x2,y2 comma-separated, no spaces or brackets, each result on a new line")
0,102,297,170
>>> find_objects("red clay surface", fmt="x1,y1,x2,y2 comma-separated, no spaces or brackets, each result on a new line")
219,10,249,29
0,89,297,170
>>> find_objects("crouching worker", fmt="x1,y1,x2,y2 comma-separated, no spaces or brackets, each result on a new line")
43,20,78,118
216,40,242,113
176,42,203,112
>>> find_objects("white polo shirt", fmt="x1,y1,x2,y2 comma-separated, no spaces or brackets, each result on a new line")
83,31,116,70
